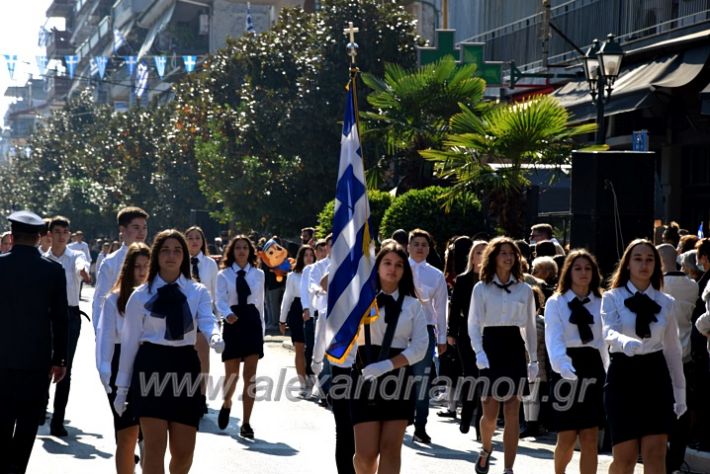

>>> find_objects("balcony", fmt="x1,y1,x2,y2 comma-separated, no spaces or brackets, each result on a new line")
45,29,74,58
46,0,73,18
113,0,152,29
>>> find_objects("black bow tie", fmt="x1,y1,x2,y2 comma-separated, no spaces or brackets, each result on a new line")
191,257,200,282
376,293,399,324
144,282,193,341
623,288,661,339
493,280,515,294
568,297,594,344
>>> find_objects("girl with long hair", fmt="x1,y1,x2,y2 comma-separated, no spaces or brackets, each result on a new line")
114,230,224,474
351,242,428,474
468,237,537,474
216,235,265,439
601,239,685,474
96,242,150,474
544,249,608,474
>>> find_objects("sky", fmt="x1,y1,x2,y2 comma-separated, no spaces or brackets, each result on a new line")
0,0,55,128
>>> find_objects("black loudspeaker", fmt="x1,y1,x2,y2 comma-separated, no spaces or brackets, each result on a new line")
570,151,656,276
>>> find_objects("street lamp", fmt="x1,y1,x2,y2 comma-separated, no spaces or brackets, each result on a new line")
582,33,625,144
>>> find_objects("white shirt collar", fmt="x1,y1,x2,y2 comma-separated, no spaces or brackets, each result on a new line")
563,289,594,303
625,280,656,298
408,257,426,268
381,289,400,299
492,274,516,286
153,274,190,291
231,262,252,273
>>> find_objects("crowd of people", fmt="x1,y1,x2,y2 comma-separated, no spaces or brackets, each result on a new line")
2,207,710,474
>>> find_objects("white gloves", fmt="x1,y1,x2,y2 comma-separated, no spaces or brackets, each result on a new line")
558,361,577,381
673,386,687,419
475,351,490,370
113,387,129,417
527,361,539,382
361,360,394,381
209,334,225,354
311,360,323,376
99,371,112,394
621,337,643,357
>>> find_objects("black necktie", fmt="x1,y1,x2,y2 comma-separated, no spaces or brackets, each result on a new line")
567,297,594,344
493,280,515,294
623,289,661,339
236,269,251,306
191,257,200,282
144,282,193,341
376,293,398,325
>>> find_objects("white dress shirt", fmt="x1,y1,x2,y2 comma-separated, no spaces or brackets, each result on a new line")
116,275,219,388
467,276,537,359
697,281,710,354
301,257,329,314
544,290,609,373
68,240,91,263
216,263,265,334
663,273,699,363
601,282,685,393
355,290,429,366
280,271,302,323
93,244,128,333
95,251,109,274
192,251,218,303
96,292,122,380
408,258,448,344
44,247,89,307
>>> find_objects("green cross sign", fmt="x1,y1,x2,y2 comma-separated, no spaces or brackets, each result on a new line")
417,30,503,85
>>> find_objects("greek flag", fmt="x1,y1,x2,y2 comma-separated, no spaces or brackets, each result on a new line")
325,84,377,363
245,2,256,35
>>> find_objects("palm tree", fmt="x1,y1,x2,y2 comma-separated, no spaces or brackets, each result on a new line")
421,94,599,237
361,56,488,191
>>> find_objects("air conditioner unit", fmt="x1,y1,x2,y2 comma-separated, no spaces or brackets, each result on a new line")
199,14,209,35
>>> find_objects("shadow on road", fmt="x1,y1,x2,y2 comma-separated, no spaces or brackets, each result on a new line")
38,424,112,460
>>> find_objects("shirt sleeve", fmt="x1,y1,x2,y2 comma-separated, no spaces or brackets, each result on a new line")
280,272,295,324
116,291,144,388
75,253,89,274
433,272,449,345
544,296,573,373
601,291,637,352
663,301,686,393
520,284,538,361
92,259,114,333
299,266,311,311
312,312,327,364
195,285,219,339
467,283,485,354
96,294,117,378
215,271,232,320
697,312,710,335
401,301,429,365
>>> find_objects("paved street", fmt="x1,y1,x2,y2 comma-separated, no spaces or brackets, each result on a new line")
25,287,642,473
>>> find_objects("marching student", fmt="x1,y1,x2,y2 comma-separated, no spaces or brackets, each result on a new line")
544,249,608,474
95,242,150,474
216,235,265,438
114,229,223,474
351,242,428,474
279,244,316,394
42,216,91,437
468,237,537,474
93,207,149,333
601,239,686,473
185,225,219,416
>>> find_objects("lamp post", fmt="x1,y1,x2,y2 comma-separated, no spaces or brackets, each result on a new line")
581,34,625,145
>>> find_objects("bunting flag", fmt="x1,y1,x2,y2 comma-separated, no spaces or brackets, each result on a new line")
36,56,48,76
38,27,49,47
325,81,378,363
113,27,127,53
125,55,137,76
154,55,166,78
246,2,256,35
95,56,108,79
4,54,17,80
183,55,197,72
135,62,149,98
65,55,78,79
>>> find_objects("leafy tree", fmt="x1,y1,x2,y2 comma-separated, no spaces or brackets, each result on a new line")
422,95,598,238
315,189,393,239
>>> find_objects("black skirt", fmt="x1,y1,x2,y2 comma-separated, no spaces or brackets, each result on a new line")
604,350,675,445
222,303,264,361
130,343,202,428
479,326,528,400
350,347,415,425
107,344,139,432
548,347,606,432
286,297,305,344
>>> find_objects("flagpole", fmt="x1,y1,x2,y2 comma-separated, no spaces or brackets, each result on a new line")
344,22,362,139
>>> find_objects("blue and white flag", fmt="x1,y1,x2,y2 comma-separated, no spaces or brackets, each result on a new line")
36,56,48,76
113,27,126,52
183,55,197,73
4,55,17,80
325,84,378,363
65,55,78,79
125,56,137,76
699,222,704,239
154,56,166,78
245,2,256,35
135,62,149,98
95,56,108,79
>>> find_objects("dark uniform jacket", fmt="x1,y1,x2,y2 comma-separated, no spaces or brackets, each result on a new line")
0,244,68,370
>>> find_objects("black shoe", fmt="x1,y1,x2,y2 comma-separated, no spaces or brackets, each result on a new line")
437,409,456,419
519,422,541,439
413,426,431,444
217,406,231,430
134,454,140,465
459,419,470,434
474,448,492,474
50,423,68,437
240,423,254,439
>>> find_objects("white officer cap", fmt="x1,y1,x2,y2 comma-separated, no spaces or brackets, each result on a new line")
8,210,46,233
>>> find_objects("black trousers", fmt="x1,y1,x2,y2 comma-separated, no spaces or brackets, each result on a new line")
51,306,81,426
329,365,355,474
667,362,693,472
0,368,48,474
304,314,317,376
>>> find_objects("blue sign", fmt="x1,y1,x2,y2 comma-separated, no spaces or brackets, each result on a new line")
632,130,649,151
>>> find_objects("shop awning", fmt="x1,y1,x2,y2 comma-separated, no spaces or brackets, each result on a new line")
552,45,710,122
